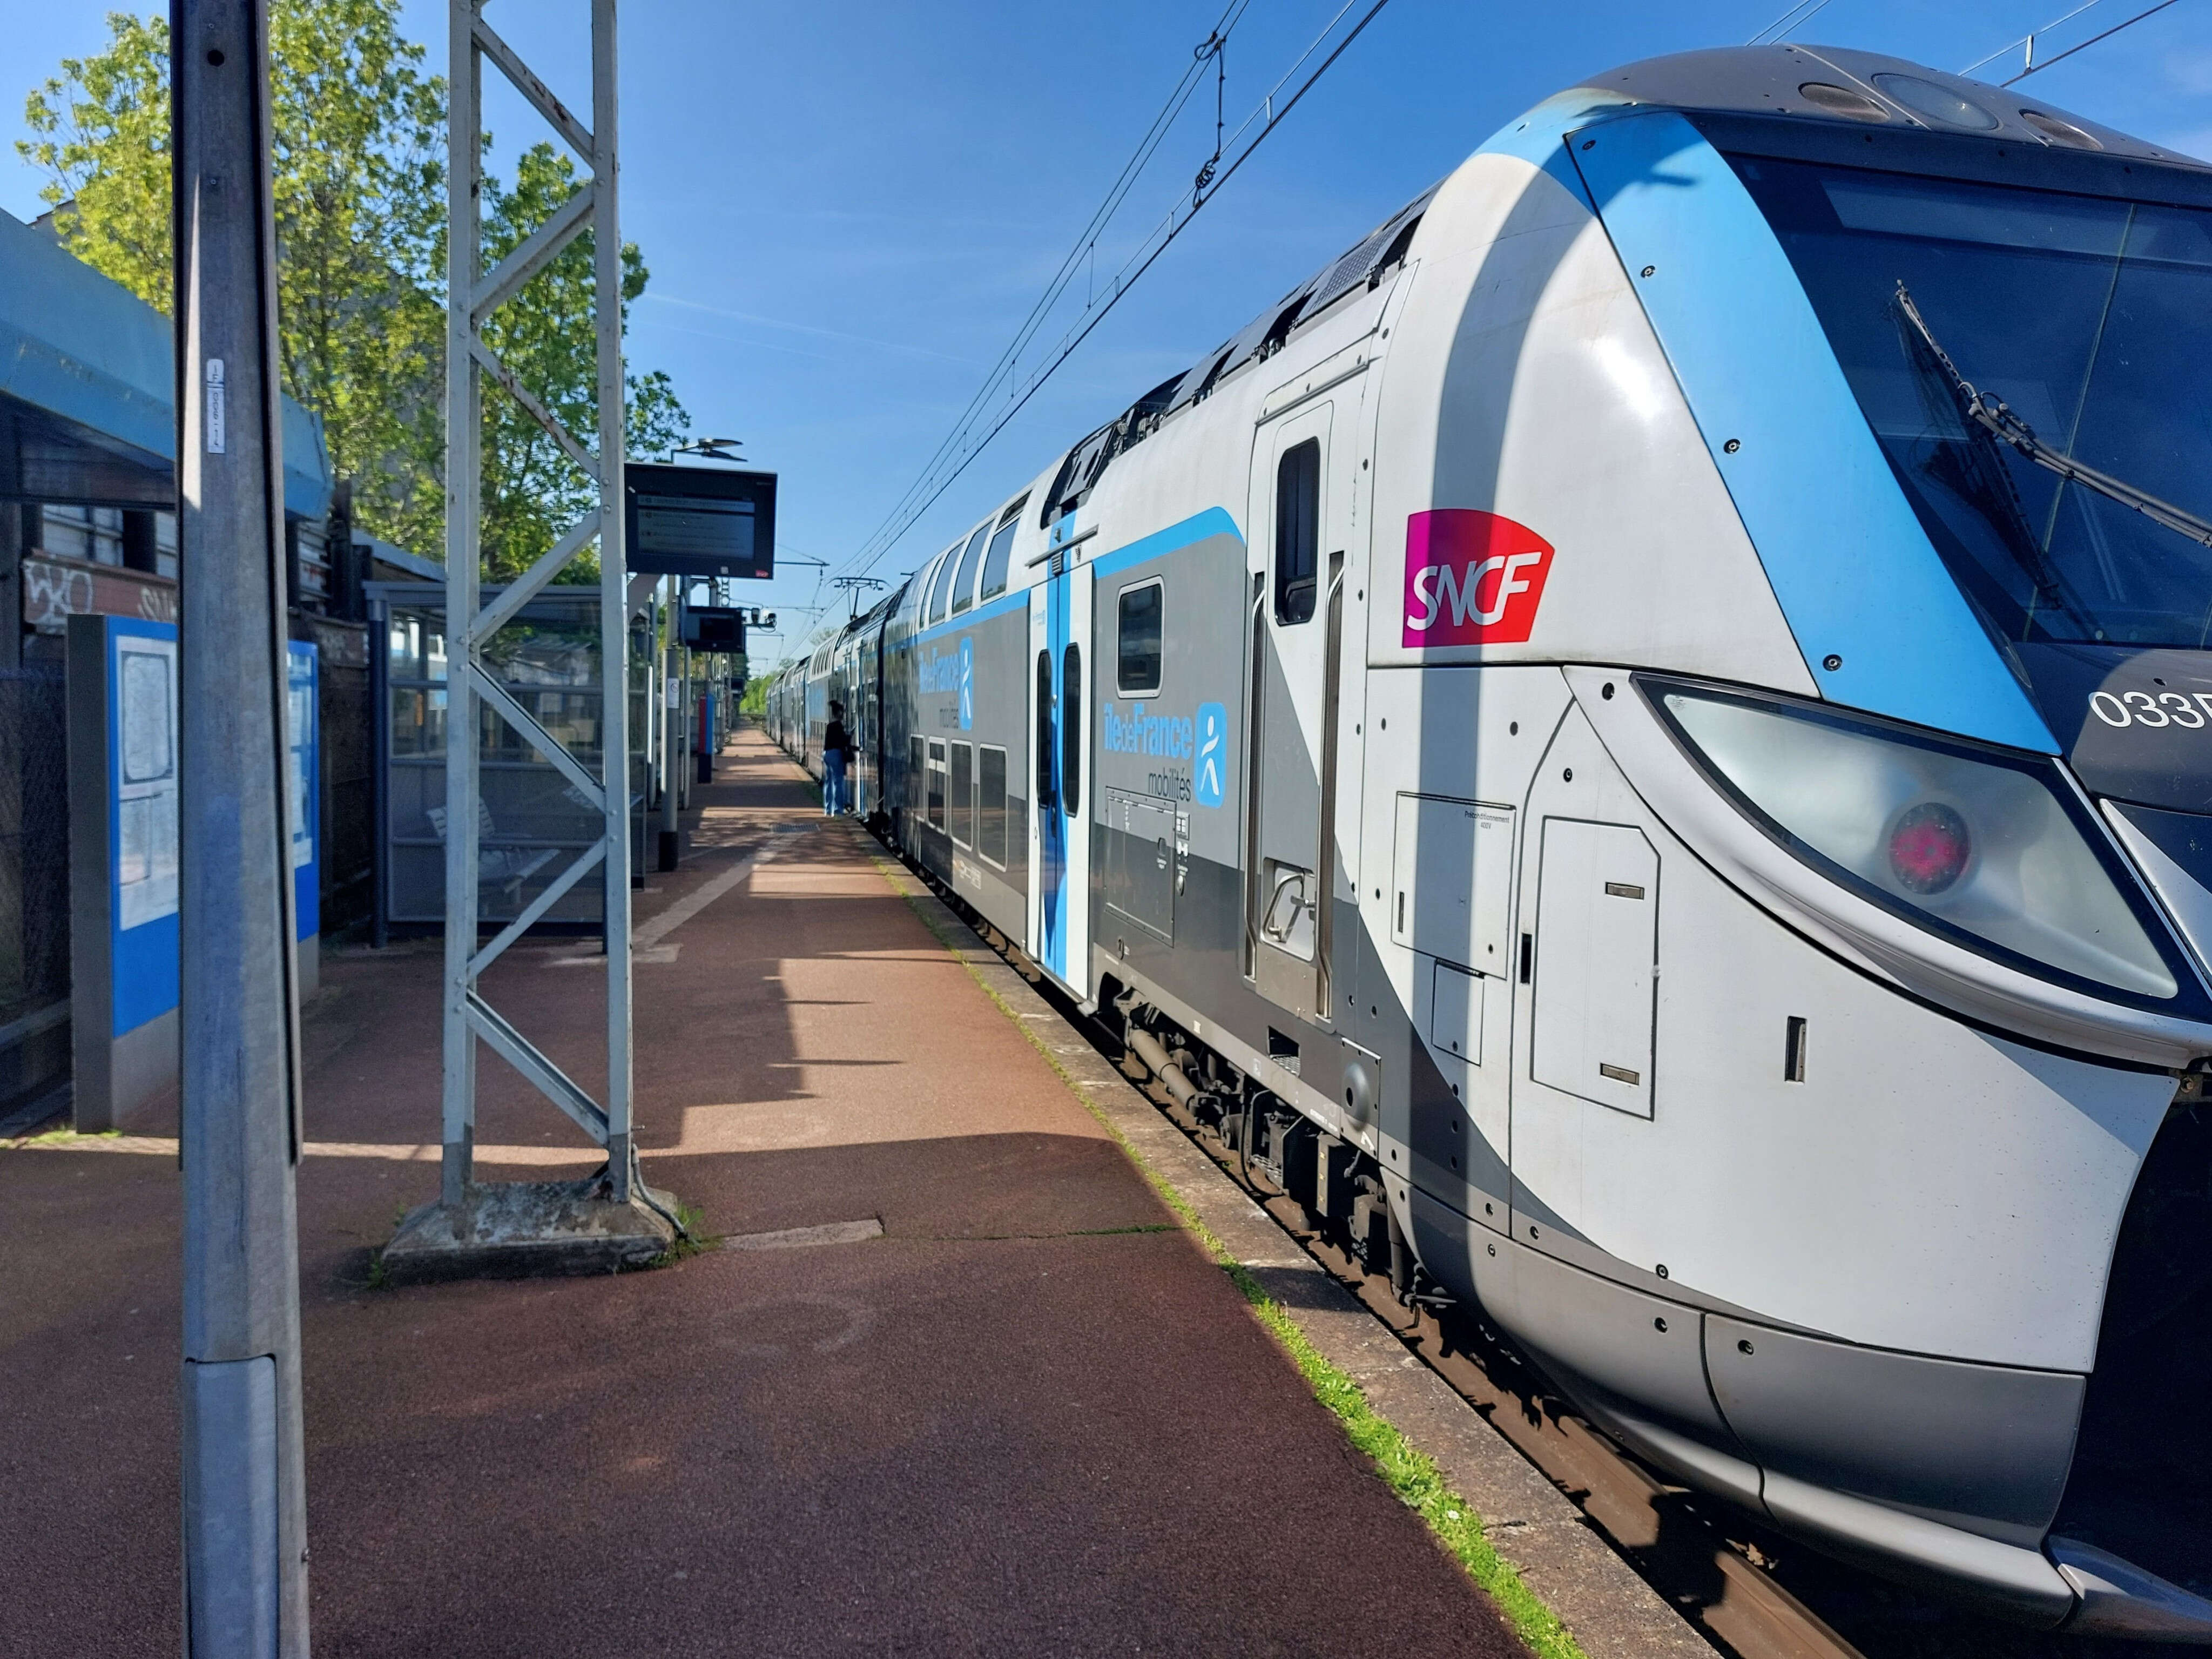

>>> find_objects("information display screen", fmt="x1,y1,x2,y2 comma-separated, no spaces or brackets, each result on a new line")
625,463,776,579
681,607,747,650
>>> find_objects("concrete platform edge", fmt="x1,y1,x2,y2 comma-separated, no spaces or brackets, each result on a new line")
871,852,1711,1659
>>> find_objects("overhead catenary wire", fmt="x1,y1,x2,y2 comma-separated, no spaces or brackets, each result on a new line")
849,0,1256,579
1745,0,1839,45
837,0,1397,588
2000,0,2184,83
1959,0,2105,75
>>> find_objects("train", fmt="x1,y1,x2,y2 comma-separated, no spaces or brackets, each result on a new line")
765,44,2212,1640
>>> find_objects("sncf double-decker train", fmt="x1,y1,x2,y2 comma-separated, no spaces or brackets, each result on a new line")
768,46,2212,1638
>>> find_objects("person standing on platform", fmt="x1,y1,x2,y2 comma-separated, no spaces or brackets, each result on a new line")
822,700,852,817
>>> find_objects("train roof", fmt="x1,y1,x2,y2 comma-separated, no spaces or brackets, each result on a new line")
777,578,910,681
1029,182,1437,528
1574,43,2195,167
885,42,2200,599
1029,42,2194,531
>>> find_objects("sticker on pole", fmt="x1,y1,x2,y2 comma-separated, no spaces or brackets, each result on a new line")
203,359,226,455
1401,510,1554,649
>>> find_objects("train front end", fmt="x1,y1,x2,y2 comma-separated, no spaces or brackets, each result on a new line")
1388,46,2212,1636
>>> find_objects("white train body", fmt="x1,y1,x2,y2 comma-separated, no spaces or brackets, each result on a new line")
769,46,2212,1637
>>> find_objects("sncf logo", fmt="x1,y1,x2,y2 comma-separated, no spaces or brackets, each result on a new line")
1401,510,1554,649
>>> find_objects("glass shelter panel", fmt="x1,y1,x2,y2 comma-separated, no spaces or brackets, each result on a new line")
375,583,641,929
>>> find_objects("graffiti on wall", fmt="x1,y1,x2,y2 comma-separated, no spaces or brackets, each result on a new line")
23,557,179,633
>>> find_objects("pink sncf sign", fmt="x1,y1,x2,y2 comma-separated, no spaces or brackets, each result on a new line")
1401,509,1555,649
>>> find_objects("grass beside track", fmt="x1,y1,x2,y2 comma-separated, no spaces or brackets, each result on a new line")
879,856,1590,1659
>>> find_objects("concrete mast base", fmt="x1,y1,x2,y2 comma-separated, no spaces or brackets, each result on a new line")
380,1172,684,1284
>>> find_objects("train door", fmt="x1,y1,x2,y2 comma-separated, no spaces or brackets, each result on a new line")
865,635,882,821
1244,402,1349,1027
1027,539,1093,995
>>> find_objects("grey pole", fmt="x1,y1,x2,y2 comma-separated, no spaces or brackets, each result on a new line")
593,0,635,1200
172,1,311,1653
678,591,693,801
440,0,483,1209
657,577,680,870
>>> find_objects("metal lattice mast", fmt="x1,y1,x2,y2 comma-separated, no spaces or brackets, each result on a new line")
443,0,632,1204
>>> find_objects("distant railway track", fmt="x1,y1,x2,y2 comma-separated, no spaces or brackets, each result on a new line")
895,851,2120,1659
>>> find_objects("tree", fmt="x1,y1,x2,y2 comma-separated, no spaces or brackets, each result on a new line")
19,3,687,573
478,142,689,581
267,0,447,557
18,14,170,312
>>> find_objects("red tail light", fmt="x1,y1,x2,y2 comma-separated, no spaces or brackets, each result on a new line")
1889,802,1971,895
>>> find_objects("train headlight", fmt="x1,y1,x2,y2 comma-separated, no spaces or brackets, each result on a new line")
1654,685,2178,1001
1887,801,1970,895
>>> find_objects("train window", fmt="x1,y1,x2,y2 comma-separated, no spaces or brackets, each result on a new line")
980,504,1024,603
926,549,960,625
979,745,1008,867
950,525,989,616
1117,579,1163,696
1274,437,1320,625
909,735,926,817
1035,650,1056,811
1061,643,1082,818
927,739,947,828
950,741,974,846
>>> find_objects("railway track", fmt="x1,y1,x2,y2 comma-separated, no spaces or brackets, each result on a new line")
906,866,2161,1659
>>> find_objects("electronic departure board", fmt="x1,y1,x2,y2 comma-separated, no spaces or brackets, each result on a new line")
680,607,747,650
624,462,777,579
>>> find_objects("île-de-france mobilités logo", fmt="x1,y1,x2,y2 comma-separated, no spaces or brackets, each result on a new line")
1194,702,1226,808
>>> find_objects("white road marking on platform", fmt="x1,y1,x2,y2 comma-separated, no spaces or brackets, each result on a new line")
554,943,678,966
552,843,780,967
720,1217,884,1252
636,847,773,950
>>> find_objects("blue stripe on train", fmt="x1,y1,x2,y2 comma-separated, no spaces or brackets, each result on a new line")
1087,505,1244,580
1568,110,2054,752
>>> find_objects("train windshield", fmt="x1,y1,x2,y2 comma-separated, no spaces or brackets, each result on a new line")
1734,154,2212,648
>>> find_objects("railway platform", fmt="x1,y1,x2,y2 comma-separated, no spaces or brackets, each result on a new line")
1,727,1700,1658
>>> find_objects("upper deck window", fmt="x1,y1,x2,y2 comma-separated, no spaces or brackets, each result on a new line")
949,524,989,616
980,498,1027,602
1735,153,2212,648
925,547,960,624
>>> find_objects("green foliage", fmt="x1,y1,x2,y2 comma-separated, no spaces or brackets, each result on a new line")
1227,1261,1590,1659
19,14,171,310
6,1127,121,1149
478,142,689,581
21,4,448,554
739,675,768,719
18,3,689,575
644,1201,712,1268
269,0,448,557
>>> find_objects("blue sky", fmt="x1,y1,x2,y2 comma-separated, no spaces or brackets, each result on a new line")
6,1,2210,664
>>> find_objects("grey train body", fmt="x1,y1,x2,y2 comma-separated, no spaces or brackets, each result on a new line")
768,44,2212,1640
